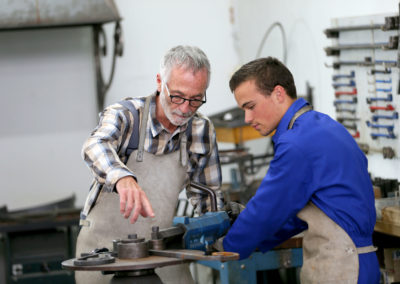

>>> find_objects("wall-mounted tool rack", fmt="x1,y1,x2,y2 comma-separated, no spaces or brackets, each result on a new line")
324,9,400,159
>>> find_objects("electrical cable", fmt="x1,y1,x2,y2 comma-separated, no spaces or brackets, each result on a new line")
255,22,287,64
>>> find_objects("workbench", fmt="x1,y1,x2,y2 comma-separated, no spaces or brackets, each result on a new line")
0,197,80,284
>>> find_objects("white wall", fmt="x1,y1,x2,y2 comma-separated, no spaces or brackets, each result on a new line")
0,27,98,209
1,0,399,210
232,0,400,181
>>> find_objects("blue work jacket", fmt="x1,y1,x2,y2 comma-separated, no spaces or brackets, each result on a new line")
223,98,379,283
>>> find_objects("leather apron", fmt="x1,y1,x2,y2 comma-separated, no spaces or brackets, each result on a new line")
290,105,376,283
75,96,194,284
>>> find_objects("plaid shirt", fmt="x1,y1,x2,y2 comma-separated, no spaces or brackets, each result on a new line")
81,94,223,219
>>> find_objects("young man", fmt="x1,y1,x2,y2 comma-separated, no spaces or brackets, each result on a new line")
223,57,379,283
76,45,223,284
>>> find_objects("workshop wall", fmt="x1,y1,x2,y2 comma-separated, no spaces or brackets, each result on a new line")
0,27,98,210
1,0,399,210
231,0,400,182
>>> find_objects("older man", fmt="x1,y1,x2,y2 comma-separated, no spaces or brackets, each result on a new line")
76,45,223,284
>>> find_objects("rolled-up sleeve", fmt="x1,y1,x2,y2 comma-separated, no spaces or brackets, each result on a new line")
81,104,136,191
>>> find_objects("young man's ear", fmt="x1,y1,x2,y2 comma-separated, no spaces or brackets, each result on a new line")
273,85,285,103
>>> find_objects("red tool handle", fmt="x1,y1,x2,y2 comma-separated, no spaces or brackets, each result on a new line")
335,88,357,97
369,104,395,112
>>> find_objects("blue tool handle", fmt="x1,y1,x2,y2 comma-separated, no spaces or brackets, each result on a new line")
371,132,396,139
332,80,356,88
375,78,392,83
334,97,357,105
366,94,393,104
376,87,392,92
332,71,355,80
372,112,399,121
366,121,394,131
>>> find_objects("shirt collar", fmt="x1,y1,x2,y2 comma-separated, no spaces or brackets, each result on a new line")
272,98,309,144
149,92,189,137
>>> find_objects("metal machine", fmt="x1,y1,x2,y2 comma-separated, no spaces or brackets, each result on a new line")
62,182,240,283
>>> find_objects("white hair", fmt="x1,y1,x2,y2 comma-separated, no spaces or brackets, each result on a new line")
159,45,211,87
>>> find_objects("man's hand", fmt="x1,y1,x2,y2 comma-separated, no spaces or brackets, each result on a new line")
115,176,155,223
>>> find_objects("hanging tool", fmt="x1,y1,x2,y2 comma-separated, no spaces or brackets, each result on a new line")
372,112,399,121
334,97,357,106
327,58,397,69
375,78,392,84
341,123,358,131
369,87,392,93
335,88,357,97
358,143,396,159
366,121,394,132
335,108,356,114
352,131,360,139
337,117,360,123
366,94,393,104
324,36,399,56
332,80,356,88
369,104,395,112
332,71,355,80
371,132,396,139
368,68,391,75
324,16,399,38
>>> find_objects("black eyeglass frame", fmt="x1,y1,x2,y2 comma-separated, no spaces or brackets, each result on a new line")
163,81,207,107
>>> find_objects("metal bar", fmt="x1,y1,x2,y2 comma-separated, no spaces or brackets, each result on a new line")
190,182,217,212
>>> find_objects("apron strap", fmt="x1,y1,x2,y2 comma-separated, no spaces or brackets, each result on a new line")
356,245,377,254
288,105,313,130
136,95,152,162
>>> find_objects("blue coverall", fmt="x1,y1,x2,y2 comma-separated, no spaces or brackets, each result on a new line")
223,98,380,283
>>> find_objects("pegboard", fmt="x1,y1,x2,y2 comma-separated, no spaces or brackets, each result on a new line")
325,12,400,159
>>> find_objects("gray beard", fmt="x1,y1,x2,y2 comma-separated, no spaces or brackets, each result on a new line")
160,89,193,126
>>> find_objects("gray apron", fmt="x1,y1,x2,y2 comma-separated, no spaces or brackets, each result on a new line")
290,105,376,283
75,96,194,284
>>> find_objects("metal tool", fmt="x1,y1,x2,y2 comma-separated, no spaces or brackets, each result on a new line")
324,16,399,38
368,68,391,75
335,107,356,114
332,71,355,80
366,94,393,104
341,123,357,131
369,87,392,93
74,248,115,266
334,97,357,106
327,58,397,69
369,104,395,112
62,182,240,283
337,117,360,123
325,36,399,56
366,121,394,132
371,132,396,139
332,80,356,89
372,112,399,121
352,131,360,139
335,88,357,97
358,143,396,159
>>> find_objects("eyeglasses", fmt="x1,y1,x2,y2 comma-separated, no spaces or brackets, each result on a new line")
163,81,206,107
